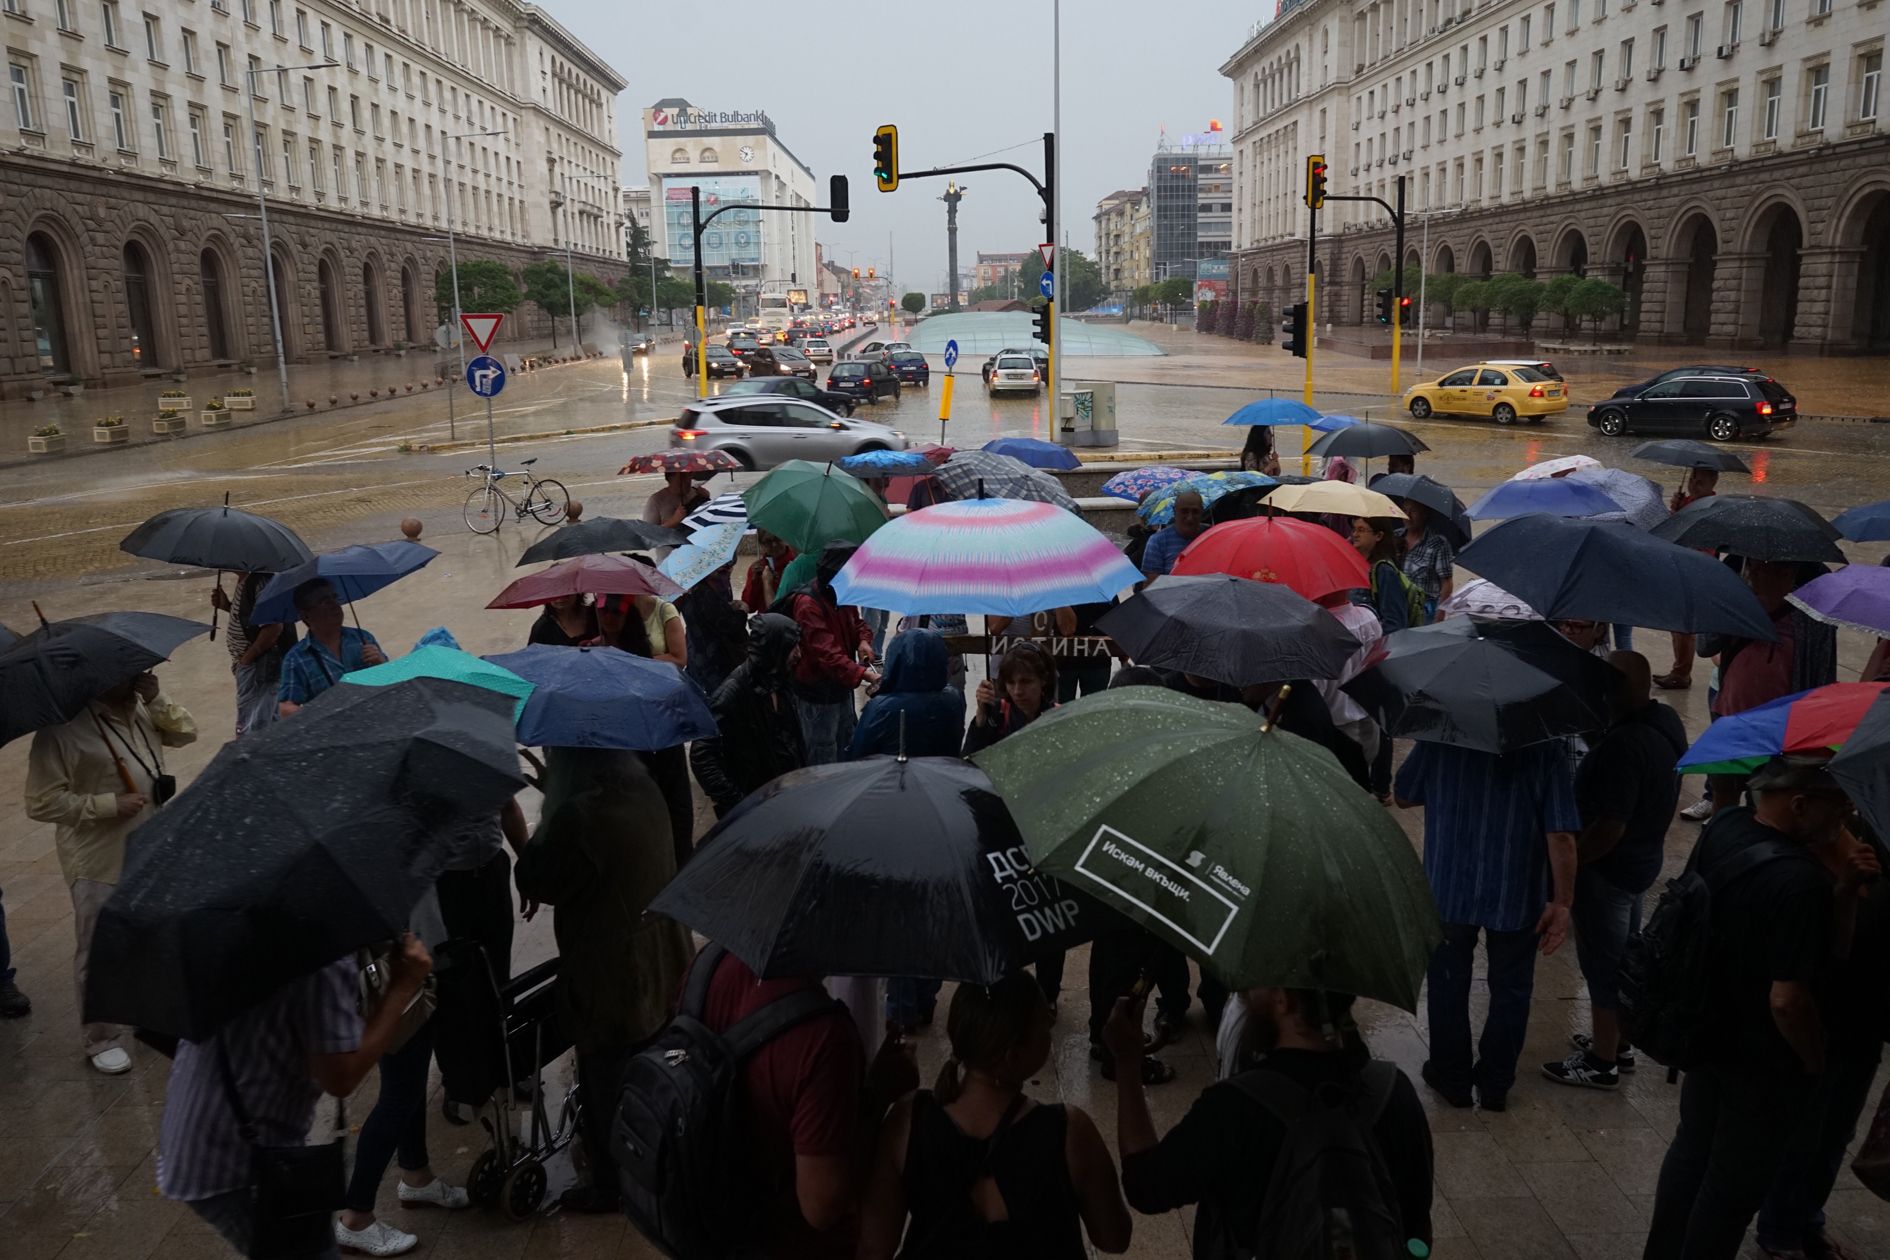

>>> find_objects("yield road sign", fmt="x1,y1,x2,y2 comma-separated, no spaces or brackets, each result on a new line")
460,313,504,354
943,339,959,370
1038,244,1054,269
1039,270,1055,299
466,355,507,398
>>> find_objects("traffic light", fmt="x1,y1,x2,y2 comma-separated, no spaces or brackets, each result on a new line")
1375,288,1394,325
1280,303,1308,358
1398,295,1414,326
829,173,849,224
872,124,899,193
851,267,861,280
867,267,876,280
1033,302,1052,345
1305,154,1328,210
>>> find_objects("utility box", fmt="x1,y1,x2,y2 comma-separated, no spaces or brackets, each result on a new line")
1057,380,1119,448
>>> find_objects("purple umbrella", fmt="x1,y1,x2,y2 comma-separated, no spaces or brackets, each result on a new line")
1788,566,1890,637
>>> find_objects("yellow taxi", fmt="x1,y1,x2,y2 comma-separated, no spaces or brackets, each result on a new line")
1401,362,1569,425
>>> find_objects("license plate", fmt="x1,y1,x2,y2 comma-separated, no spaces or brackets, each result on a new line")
1547,389,1562,397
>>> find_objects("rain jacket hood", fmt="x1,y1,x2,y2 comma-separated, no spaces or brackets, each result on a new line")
879,627,948,694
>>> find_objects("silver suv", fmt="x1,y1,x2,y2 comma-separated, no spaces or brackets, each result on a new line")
669,396,908,470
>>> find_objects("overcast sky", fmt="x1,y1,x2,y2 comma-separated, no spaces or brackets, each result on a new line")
549,0,1262,293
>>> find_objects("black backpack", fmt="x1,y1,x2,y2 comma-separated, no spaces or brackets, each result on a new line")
1220,1062,1408,1260
1618,830,1799,1071
612,945,845,1259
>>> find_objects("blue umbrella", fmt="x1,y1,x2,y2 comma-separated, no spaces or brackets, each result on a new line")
253,540,440,624
837,449,935,476
1835,500,1890,543
1308,414,1363,433
1223,398,1321,427
982,437,1082,471
483,644,716,751
659,521,745,591
1465,478,1624,521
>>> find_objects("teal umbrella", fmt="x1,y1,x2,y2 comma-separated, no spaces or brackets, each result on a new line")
972,688,1441,1011
342,645,535,722
741,460,887,553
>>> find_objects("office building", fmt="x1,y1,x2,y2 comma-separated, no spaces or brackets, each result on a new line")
1148,135,1235,283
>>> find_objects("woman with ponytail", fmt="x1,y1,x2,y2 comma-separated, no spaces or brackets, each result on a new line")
858,973,1131,1259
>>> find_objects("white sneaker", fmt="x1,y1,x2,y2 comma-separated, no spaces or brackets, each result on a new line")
1681,797,1715,822
89,1047,131,1075
397,1178,470,1209
334,1218,419,1257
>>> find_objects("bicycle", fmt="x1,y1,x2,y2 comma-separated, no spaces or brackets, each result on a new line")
463,458,570,534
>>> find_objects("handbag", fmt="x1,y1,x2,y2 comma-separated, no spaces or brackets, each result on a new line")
1852,1077,1890,1201
215,1041,345,1259
357,945,436,1054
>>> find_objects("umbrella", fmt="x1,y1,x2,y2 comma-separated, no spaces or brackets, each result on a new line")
933,451,1079,509
1437,577,1543,621
982,436,1082,471
83,677,527,1040
1307,423,1430,459
1678,683,1890,774
683,492,749,532
649,756,1096,983
1309,414,1364,433
487,553,682,609
830,498,1140,617
252,541,440,625
1223,397,1321,427
971,688,1441,1010
1101,466,1192,502
1511,454,1603,480
1630,439,1752,473
1370,473,1463,519
1650,494,1845,563
1262,481,1406,520
1566,467,1668,530
120,504,313,573
341,645,535,721
1171,516,1370,602
617,449,742,475
1138,472,1277,526
1834,501,1890,544
485,644,716,751
1465,477,1624,521
1094,575,1361,685
0,611,211,748
1454,515,1776,638
1788,566,1890,636
516,517,688,566
1832,693,1890,843
837,449,936,476
0,621,16,651
658,521,745,592
1343,617,1618,752
741,459,887,552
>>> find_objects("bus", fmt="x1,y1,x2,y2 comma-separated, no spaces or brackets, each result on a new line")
755,293,792,341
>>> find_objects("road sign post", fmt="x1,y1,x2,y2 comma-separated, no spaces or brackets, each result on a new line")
460,313,504,355
466,354,505,468
1039,270,1055,300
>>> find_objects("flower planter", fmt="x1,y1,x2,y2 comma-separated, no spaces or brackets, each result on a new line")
27,433,66,455
153,415,188,435
157,396,191,411
93,425,129,445
201,411,231,430
224,395,255,411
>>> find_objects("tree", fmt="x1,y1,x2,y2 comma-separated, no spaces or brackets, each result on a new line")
521,261,576,347
901,291,926,315
1014,247,1105,313
1131,284,1154,319
1493,275,1545,333
1423,271,1465,325
1568,277,1625,339
704,279,736,311
1456,280,1493,331
1156,276,1194,308
1197,300,1218,333
435,260,520,327
654,273,695,314
1235,302,1256,340
1540,273,1583,333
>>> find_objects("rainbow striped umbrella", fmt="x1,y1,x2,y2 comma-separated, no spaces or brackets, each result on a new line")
829,498,1142,616
1678,682,1890,775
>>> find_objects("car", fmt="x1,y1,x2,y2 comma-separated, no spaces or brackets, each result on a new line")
887,350,931,386
685,344,744,379
1587,374,1797,442
722,375,859,416
774,345,819,381
726,333,761,362
1402,362,1568,425
746,346,791,376
1608,365,1765,398
1485,357,1562,381
619,331,655,355
981,347,1048,384
986,353,1042,395
670,396,907,470
803,337,835,364
856,341,896,362
828,358,903,404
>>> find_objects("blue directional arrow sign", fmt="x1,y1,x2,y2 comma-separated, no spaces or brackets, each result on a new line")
466,355,506,398
943,339,959,370
1039,269,1055,299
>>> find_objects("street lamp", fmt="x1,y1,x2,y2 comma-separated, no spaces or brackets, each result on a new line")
437,126,506,440
242,59,337,412
548,178,579,352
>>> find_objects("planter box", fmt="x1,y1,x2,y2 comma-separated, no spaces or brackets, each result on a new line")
201,411,231,429
93,425,129,445
224,395,255,411
27,434,66,455
153,415,188,435
157,396,191,411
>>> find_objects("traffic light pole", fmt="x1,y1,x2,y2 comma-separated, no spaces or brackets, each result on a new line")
1304,195,1317,410
1326,180,1408,403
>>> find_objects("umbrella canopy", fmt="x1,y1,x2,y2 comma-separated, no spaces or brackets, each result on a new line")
341,645,535,721
830,498,1139,617
972,688,1441,1010
741,459,887,553
1437,577,1543,621
837,449,936,476
1094,575,1360,685
1832,693,1890,843
1307,423,1430,459
0,621,16,651
658,521,745,592
487,553,682,609
1369,473,1464,520
1510,454,1603,480
1309,414,1364,433
1223,397,1322,427
1262,481,1406,520
982,436,1082,470
120,505,314,573
683,491,749,532
649,756,1096,983
933,451,1079,509
1465,477,1624,521
485,644,715,750
1679,683,1890,774
617,449,742,475
1101,466,1192,502
1565,467,1668,530
1630,439,1752,473
1650,494,1845,563
1833,500,1890,544
516,517,688,566
0,611,211,747
1788,566,1890,636
84,677,526,1040
1138,472,1277,526
1172,515,1370,602
1454,515,1776,638
253,541,440,625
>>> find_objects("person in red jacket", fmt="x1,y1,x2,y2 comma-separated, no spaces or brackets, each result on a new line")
782,542,879,764
742,531,798,613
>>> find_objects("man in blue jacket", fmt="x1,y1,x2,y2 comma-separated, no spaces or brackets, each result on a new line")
847,628,965,760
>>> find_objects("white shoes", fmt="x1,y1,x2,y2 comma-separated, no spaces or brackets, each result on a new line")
335,1219,418,1256
1681,797,1715,822
89,1047,132,1075
397,1178,470,1209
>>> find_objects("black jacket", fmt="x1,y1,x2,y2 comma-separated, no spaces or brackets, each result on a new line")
688,614,807,817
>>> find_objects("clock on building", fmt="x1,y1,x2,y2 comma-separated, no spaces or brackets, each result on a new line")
738,146,755,164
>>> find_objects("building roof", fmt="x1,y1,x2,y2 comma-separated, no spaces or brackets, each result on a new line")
976,251,1032,263
519,5,627,93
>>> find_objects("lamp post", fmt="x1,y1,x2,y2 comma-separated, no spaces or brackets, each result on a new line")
938,182,966,312
548,179,579,351
437,126,505,439
241,59,337,413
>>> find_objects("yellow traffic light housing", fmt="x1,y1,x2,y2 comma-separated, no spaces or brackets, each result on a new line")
1305,154,1328,210
872,125,899,193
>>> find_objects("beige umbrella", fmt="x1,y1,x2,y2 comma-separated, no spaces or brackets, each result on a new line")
1262,481,1407,519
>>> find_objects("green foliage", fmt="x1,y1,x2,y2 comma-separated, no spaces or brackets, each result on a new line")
1422,271,1466,317
704,279,735,310
521,261,574,345
435,260,521,323
1488,274,1544,331
1015,247,1106,313
901,291,926,315
1568,277,1626,336
1456,280,1493,317
1155,276,1195,307
1540,273,1583,328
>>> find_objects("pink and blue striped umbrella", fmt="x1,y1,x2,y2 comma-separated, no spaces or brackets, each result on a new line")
830,498,1142,616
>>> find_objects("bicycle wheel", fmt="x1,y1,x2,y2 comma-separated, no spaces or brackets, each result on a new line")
463,484,507,534
525,478,570,524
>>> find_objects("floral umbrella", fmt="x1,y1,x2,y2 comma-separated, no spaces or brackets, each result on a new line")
1138,472,1277,527
618,449,743,476
1101,466,1191,502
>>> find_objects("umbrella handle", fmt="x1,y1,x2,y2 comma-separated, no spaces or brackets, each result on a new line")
30,600,48,628
209,571,223,643
88,710,140,795
1259,682,1293,734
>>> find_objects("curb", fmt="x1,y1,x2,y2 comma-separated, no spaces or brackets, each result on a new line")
418,417,671,456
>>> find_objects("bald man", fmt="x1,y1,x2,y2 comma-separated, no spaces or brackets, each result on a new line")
1543,650,1691,1090
1140,489,1206,582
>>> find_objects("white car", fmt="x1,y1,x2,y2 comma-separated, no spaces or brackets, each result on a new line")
802,337,835,364
986,353,1042,395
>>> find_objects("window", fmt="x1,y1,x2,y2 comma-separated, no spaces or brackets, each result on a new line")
54,0,71,29
149,94,168,157
1653,26,1667,66
215,41,231,87
1588,122,1603,172
1651,106,1666,158
341,31,352,68
1559,130,1575,179
1684,98,1700,151
1766,0,1784,26
302,75,314,114
1724,0,1742,43
370,101,379,136
221,117,237,171
1568,0,1581,28
142,13,160,59
268,0,280,34
1537,135,1550,183
1620,39,1634,78
9,61,32,130
1860,52,1881,121
1763,76,1781,137
318,18,330,55
1808,63,1829,128
108,86,128,146
1617,119,1632,166
307,137,319,187
1720,87,1739,147
1597,0,1607,15
1521,15,1533,48
1564,58,1576,94
1475,95,1486,127
210,0,223,11
101,0,121,47
61,76,82,138
1684,12,1702,56
187,106,205,163
348,92,359,129
1812,0,1830,14
1479,35,1489,69
326,84,337,118
246,54,262,96
331,143,343,197
1540,67,1553,101
239,0,252,23
364,40,375,77
2,0,20,18
181,28,197,73
295,6,307,45
280,129,292,185
1592,49,1606,88
353,151,364,199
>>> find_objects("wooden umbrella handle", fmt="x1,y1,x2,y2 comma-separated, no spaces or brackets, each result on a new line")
88,710,139,795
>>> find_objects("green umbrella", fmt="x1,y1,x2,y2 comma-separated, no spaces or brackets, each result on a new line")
740,460,886,554
972,687,1441,1012
341,645,536,722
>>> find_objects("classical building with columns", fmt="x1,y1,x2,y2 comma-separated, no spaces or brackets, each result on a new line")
1220,0,1888,351
1,0,626,397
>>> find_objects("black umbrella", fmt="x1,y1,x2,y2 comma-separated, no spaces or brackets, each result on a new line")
0,611,210,747
1307,423,1430,459
515,517,689,566
649,755,1097,984
84,677,527,1040
1630,439,1752,474
1650,494,1845,563
0,621,16,651
120,501,315,572
1368,472,1474,546
1344,617,1617,753
1832,693,1890,845
1095,575,1360,685
1455,515,1777,639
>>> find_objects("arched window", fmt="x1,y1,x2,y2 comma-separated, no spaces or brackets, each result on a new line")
123,241,159,367
363,262,385,345
698,147,719,163
25,232,71,375
669,147,690,163
318,256,344,350
200,249,232,360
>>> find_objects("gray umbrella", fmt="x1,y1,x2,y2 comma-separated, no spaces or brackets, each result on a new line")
1567,467,1668,530
933,451,1078,509
516,517,688,565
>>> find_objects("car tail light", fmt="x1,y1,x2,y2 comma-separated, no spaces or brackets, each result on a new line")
1032,372,1042,382
1529,385,1545,397
676,428,706,440
1757,401,1773,416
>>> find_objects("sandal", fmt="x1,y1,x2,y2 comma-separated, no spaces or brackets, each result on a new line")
1100,1054,1177,1085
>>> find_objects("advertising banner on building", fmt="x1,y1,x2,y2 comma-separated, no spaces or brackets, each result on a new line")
661,176,763,268
1194,257,1230,304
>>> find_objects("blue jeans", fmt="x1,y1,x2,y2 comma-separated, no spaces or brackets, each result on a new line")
1611,624,1635,651
189,1187,342,1259
1757,1043,1884,1250
235,659,282,737
1425,921,1540,1096
343,1022,434,1212
1571,867,1637,1010
795,694,857,766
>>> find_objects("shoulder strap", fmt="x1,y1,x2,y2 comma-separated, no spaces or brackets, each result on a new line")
1228,1066,1322,1125
680,943,727,1022
1702,837,1802,892
1355,1061,1401,1128
722,987,847,1062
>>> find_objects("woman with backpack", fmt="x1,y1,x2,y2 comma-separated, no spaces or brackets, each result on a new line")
1350,516,1417,801
858,973,1132,1259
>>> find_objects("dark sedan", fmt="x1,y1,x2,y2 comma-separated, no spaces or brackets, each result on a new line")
827,359,902,404
721,375,858,415
1609,365,1764,398
775,346,819,381
685,344,744,379
887,350,931,386
1587,374,1796,442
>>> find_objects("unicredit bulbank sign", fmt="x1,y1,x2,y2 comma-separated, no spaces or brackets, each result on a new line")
649,105,776,134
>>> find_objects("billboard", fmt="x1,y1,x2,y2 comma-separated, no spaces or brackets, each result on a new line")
661,176,763,268
1193,257,1229,304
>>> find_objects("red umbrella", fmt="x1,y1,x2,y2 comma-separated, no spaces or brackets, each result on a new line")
618,449,742,476
1172,516,1369,602
488,554,682,609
